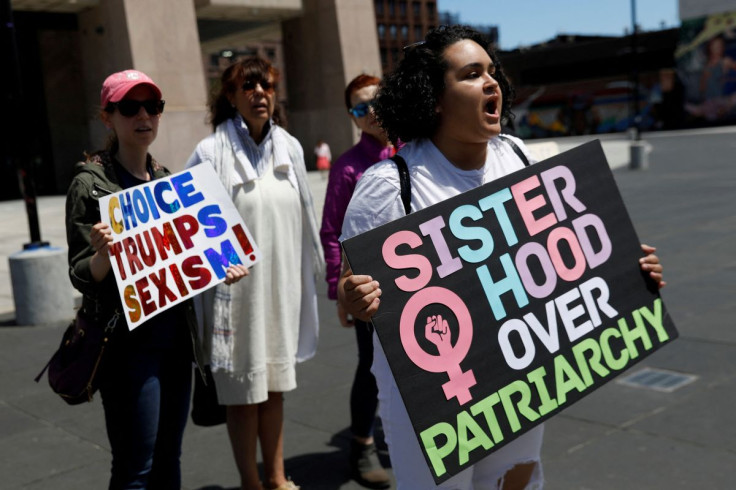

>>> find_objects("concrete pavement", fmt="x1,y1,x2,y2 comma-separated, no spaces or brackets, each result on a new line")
1,129,734,489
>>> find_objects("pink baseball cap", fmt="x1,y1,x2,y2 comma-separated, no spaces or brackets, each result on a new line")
100,69,162,107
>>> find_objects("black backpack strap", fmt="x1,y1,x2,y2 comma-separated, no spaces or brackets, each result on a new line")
390,154,411,215
498,134,530,167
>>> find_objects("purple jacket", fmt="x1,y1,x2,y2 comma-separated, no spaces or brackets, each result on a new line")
319,132,395,299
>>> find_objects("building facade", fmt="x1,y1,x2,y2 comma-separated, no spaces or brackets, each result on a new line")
504,0,736,138
373,0,438,73
6,0,736,199
2,0,381,199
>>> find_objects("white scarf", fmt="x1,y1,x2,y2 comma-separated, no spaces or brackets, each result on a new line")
203,118,324,371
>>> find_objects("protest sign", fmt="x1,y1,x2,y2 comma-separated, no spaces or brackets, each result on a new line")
341,140,678,483
99,164,261,329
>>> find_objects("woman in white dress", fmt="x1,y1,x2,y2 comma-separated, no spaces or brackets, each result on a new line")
186,57,323,490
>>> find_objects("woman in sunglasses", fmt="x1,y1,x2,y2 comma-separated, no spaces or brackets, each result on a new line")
186,57,323,490
319,73,395,489
65,69,248,488
338,26,665,489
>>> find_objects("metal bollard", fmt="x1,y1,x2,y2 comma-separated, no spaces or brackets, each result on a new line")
8,245,74,325
629,140,649,170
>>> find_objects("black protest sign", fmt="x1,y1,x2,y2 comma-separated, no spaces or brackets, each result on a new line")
341,140,678,483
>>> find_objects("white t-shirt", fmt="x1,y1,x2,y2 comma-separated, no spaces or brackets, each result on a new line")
341,134,535,239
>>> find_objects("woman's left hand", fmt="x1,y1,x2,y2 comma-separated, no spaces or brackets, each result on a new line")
639,244,666,289
224,264,249,285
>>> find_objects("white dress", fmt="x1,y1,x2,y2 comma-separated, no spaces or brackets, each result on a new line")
214,153,303,405
185,116,322,406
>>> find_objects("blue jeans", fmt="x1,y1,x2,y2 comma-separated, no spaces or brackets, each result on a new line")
350,320,379,438
100,345,192,489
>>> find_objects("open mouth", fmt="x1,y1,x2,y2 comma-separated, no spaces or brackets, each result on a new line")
135,127,152,133
485,99,498,116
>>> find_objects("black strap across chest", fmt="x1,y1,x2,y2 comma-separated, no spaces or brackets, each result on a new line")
497,135,531,168
391,153,411,216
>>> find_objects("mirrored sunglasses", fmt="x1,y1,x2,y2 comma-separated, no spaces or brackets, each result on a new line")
348,101,374,118
242,79,275,94
108,99,165,117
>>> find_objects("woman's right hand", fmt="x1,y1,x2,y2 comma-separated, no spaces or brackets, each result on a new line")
337,267,382,322
89,222,113,282
90,222,113,256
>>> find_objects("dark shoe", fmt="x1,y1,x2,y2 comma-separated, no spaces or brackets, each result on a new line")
350,440,391,489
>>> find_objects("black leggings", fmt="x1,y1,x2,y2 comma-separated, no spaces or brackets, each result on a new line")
349,319,380,438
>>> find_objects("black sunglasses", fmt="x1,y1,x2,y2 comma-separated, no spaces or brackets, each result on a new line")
107,99,165,117
242,79,275,94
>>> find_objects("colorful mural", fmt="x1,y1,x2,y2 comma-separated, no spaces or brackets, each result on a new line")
507,16,736,138
676,11,736,124
511,77,664,139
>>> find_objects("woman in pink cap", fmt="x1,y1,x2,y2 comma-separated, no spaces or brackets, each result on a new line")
65,69,247,488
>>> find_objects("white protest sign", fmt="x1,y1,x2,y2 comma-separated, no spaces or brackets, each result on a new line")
99,164,261,329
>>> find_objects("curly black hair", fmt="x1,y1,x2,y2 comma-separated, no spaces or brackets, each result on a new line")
373,25,515,144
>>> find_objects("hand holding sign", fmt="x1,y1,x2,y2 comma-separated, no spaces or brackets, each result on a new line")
90,222,114,256
223,264,249,285
88,222,115,283
99,164,261,329
337,267,381,322
640,244,666,288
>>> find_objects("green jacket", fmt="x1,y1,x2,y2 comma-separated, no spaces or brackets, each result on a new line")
65,151,204,370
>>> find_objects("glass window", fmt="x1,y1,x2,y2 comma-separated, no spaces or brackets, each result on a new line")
390,24,397,40
388,0,395,16
238,47,257,58
427,2,435,18
377,24,386,39
401,25,409,40
375,0,384,16
399,0,407,16
412,1,420,17
414,25,422,40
